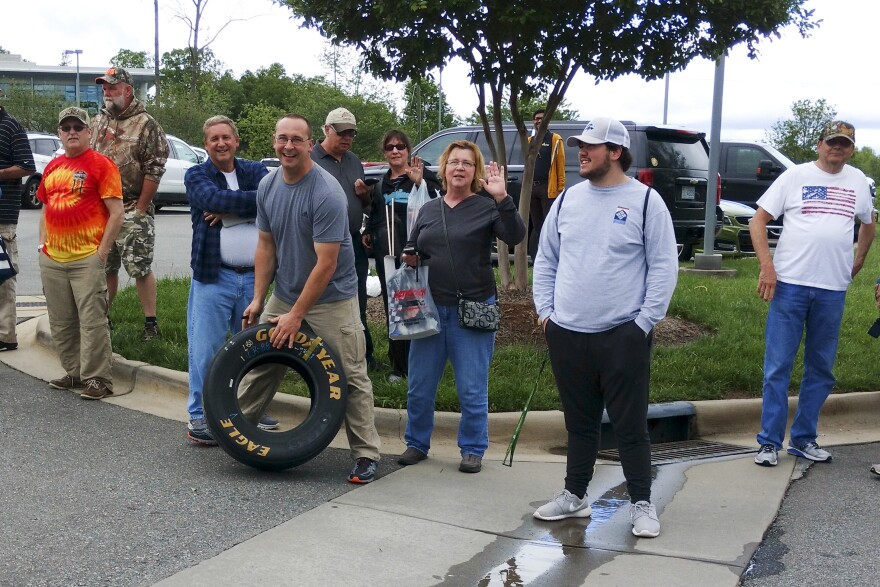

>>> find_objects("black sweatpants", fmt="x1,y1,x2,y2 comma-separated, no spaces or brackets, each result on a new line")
545,319,653,503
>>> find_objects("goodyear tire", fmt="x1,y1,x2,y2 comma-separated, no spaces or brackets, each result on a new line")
203,323,348,471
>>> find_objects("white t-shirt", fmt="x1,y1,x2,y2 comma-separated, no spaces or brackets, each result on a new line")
758,162,873,291
218,169,259,266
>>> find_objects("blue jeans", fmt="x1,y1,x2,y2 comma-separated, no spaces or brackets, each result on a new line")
186,268,255,420
405,301,496,457
757,281,846,449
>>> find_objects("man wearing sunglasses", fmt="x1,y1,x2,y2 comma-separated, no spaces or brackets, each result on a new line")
36,107,124,400
750,120,874,468
311,107,377,370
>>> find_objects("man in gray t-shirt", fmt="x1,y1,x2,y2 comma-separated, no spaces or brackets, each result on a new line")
240,114,381,484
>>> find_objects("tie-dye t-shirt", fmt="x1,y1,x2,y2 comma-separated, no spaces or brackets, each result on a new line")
36,149,122,262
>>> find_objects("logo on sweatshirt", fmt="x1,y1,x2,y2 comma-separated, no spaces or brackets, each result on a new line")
613,206,629,225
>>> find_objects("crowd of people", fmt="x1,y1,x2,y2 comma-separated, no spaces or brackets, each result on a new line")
2,68,880,538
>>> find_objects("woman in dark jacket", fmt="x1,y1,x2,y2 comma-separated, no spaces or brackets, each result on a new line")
364,130,441,382
397,139,526,474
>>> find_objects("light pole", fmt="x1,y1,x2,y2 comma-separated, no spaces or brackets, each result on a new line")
64,49,82,107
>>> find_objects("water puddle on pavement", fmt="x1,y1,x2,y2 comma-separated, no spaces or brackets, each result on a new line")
437,481,633,586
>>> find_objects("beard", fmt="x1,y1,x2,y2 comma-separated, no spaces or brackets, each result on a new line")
580,151,613,181
103,94,127,115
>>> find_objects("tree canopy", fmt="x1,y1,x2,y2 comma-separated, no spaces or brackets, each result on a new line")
766,98,837,163
279,0,818,288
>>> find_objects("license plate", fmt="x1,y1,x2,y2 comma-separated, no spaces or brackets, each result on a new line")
681,185,696,200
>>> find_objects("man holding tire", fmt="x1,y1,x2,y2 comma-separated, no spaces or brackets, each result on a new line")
239,114,382,484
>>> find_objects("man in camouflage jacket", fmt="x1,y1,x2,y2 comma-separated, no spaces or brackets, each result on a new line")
90,67,168,340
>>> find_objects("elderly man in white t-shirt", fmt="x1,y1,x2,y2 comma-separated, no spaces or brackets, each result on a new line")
750,120,874,467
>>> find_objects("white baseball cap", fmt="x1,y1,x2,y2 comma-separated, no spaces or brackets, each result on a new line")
566,117,630,149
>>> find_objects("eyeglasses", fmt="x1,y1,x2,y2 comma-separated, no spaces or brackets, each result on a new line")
59,123,86,133
275,135,309,146
384,143,407,152
824,137,853,148
447,159,476,169
331,126,358,138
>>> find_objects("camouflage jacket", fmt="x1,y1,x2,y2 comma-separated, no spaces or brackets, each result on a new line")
90,98,168,213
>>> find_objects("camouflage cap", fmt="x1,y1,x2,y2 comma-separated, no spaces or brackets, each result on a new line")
820,120,856,145
58,106,90,126
95,66,133,86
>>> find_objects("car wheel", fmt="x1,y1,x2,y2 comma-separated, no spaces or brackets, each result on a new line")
21,176,42,209
203,323,349,471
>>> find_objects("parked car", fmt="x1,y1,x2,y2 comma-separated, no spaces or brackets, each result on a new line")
261,157,280,168
153,135,203,209
696,199,782,256
716,141,796,209
408,121,721,260
191,146,208,163
20,133,63,209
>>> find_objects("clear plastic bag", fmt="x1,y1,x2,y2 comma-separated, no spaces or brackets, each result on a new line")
406,181,430,238
387,265,441,340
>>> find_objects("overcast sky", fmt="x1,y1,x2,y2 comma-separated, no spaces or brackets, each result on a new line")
5,0,878,151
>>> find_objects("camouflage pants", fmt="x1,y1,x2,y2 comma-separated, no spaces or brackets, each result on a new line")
105,210,154,278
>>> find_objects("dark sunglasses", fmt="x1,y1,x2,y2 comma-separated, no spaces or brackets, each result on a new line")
59,123,86,133
384,143,407,152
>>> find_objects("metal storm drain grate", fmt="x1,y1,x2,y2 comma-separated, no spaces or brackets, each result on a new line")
598,440,754,465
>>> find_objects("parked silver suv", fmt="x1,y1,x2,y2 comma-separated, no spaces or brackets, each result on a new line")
20,133,62,209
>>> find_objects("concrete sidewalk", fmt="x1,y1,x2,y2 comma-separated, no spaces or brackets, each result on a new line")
4,307,880,586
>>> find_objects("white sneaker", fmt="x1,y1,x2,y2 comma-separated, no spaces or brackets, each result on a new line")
533,490,592,521
630,501,660,538
787,442,832,462
755,444,779,467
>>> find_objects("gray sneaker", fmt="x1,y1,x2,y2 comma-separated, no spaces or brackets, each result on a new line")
533,490,592,521
257,415,279,430
49,375,85,391
459,454,482,473
187,418,218,446
755,444,779,467
871,464,880,477
398,447,428,466
787,442,832,462
631,501,660,538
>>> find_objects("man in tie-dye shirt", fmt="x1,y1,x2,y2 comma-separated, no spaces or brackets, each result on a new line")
37,107,124,400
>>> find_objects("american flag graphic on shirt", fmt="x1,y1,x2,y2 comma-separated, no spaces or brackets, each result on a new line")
800,185,856,218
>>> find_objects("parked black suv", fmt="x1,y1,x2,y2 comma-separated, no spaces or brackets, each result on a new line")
406,121,720,258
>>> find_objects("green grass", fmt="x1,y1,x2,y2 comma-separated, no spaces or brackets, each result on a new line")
110,253,880,411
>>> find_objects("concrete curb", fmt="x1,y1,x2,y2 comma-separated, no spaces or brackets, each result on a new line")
18,313,880,453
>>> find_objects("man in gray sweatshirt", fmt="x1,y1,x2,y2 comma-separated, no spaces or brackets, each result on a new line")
531,117,678,538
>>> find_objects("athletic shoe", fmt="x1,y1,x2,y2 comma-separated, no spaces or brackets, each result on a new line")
48,375,85,391
631,501,661,538
258,415,279,430
459,454,482,473
533,490,592,521
0,341,18,352
187,418,217,446
348,458,378,484
871,464,880,477
80,379,110,400
387,373,405,385
142,322,161,341
398,447,427,466
787,442,832,462
755,444,778,467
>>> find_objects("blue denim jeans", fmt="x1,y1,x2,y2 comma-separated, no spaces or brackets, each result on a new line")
757,281,846,449
186,268,255,420
405,301,496,457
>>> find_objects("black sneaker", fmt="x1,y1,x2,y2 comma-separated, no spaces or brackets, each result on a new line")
142,322,161,341
0,341,18,352
348,458,378,484
187,418,217,446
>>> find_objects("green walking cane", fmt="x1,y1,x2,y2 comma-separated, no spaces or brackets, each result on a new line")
503,351,549,467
